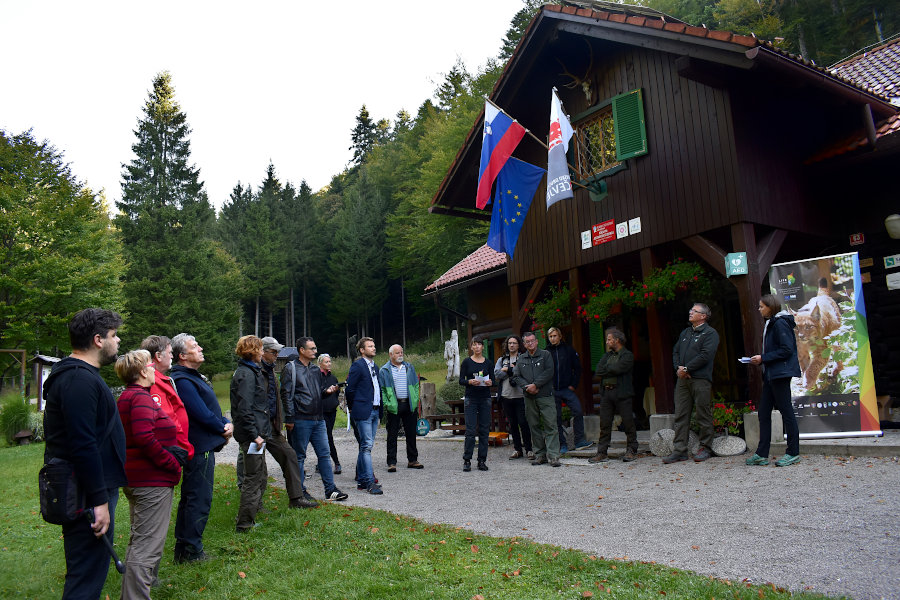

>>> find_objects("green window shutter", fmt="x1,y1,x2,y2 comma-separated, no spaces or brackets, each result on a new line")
612,89,648,161
589,321,606,369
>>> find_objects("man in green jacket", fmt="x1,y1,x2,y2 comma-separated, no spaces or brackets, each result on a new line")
590,327,638,463
513,331,560,466
379,345,424,472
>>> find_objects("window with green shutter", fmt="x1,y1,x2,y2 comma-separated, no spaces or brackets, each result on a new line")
571,89,648,190
589,320,606,369
612,89,648,161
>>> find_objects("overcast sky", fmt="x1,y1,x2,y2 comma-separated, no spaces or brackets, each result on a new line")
1,0,526,211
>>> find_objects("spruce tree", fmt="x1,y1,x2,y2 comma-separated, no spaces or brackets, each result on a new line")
116,72,242,371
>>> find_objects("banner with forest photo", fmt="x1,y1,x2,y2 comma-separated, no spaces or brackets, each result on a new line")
769,252,879,438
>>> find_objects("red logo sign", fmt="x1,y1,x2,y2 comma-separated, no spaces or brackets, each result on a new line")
592,220,616,246
849,233,864,246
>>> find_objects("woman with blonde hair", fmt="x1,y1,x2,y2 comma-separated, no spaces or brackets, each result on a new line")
116,349,184,599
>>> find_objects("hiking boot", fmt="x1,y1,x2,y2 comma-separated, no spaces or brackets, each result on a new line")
693,447,712,462
289,496,318,509
574,440,595,450
407,461,424,469
662,452,689,464
587,452,609,463
175,550,211,564
302,490,318,505
549,458,561,467
526,451,535,460
333,463,342,475
775,454,800,467
366,483,383,495
531,455,548,465
477,460,489,471
509,450,523,460
387,464,397,473
559,445,569,455
622,449,638,463
463,459,471,472
745,453,769,466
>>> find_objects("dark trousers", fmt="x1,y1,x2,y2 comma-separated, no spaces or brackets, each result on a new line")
596,389,637,453
324,409,340,466
386,401,418,465
673,378,714,454
61,487,119,600
463,397,491,462
501,396,532,453
756,377,800,457
174,450,215,559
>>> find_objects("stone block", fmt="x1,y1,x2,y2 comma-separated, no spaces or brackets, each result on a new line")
583,415,601,441
650,413,675,435
649,428,699,457
743,411,783,454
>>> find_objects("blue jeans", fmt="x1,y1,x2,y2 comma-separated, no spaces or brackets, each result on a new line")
61,487,119,600
553,388,586,447
288,419,335,493
353,412,379,488
463,397,491,461
175,450,215,559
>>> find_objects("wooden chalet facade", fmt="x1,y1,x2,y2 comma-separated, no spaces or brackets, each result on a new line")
428,1,899,415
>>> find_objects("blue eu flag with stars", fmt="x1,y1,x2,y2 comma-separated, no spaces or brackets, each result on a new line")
486,157,545,258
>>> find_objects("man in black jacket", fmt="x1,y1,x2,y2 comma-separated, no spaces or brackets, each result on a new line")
590,328,638,463
546,327,591,453
43,308,126,599
665,303,720,464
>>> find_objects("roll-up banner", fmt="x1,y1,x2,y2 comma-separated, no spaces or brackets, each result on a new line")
769,252,880,439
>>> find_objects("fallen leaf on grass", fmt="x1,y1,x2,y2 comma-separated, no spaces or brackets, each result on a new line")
473,595,484,600
471,545,479,553
691,545,700,550
238,572,246,579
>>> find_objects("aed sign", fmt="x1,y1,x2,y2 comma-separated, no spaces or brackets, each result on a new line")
725,252,748,277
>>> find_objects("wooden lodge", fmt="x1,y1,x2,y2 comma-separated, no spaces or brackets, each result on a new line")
425,1,900,415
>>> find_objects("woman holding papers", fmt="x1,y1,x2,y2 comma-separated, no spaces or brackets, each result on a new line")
116,349,184,599
747,294,802,467
231,335,272,532
459,336,493,472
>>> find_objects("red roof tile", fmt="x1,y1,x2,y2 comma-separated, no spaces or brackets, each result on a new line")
831,37,900,105
805,113,900,163
424,245,507,292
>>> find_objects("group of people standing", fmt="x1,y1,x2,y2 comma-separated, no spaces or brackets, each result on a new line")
460,297,802,472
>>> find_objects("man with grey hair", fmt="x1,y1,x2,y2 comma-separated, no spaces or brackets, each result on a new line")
589,327,637,463
379,344,424,472
665,303,720,464
169,333,233,563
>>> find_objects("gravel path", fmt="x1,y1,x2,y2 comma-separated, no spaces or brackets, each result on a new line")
219,428,900,600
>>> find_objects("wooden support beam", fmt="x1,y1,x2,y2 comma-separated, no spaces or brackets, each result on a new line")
730,223,764,404
512,276,546,335
641,249,675,413
756,228,787,276
568,267,593,414
682,234,728,277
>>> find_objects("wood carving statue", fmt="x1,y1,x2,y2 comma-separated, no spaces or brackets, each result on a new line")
444,329,460,382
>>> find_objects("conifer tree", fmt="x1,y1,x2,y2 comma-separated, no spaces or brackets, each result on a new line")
116,72,241,371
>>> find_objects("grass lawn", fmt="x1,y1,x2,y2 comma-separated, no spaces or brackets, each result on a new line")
1,443,837,599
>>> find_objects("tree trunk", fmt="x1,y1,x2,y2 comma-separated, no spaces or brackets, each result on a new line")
303,285,308,337
268,306,273,337
254,296,260,336
400,276,407,349
290,287,295,346
346,322,351,360
797,24,809,61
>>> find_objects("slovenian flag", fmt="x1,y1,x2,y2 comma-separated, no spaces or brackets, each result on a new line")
486,157,546,258
546,88,574,210
476,101,526,210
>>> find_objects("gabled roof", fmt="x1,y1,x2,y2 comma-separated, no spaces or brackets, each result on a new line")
423,244,506,295
831,35,900,106
430,1,897,214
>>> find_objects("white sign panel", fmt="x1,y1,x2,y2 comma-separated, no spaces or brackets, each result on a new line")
628,217,642,235
580,230,591,250
616,222,628,239
887,272,900,290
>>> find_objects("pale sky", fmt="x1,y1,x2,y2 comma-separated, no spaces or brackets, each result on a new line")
1,0,526,211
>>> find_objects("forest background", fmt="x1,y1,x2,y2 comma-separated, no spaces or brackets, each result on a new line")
1,0,897,385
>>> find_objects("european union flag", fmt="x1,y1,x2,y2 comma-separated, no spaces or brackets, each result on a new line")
486,157,546,258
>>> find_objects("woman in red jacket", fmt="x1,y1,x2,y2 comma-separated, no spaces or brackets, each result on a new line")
116,349,184,600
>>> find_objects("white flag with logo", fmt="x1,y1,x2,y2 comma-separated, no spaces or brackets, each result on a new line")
546,89,574,209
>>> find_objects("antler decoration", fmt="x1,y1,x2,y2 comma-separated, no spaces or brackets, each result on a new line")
556,39,594,103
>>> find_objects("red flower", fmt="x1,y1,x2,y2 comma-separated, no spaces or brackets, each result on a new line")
643,293,648,298
629,291,634,297
671,271,677,276
529,300,534,304
693,276,698,281
642,284,647,289
649,292,654,297
593,314,599,319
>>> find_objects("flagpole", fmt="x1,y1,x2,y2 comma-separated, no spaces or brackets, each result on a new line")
484,96,588,192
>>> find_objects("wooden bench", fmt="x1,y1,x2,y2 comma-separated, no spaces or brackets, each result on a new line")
426,413,465,434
